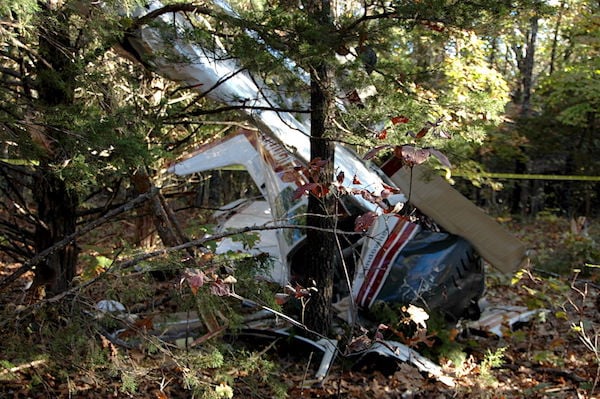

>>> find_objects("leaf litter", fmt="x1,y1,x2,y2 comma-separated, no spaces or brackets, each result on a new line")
0,217,598,398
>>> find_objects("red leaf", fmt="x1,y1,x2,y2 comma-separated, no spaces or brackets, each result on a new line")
407,125,432,139
364,144,392,161
427,148,452,168
293,183,313,200
391,116,409,124
281,169,299,183
310,183,329,198
376,129,387,140
210,279,231,296
415,126,430,139
295,182,329,199
352,174,362,185
354,211,377,232
382,182,401,194
185,269,207,295
336,171,345,184
395,145,430,166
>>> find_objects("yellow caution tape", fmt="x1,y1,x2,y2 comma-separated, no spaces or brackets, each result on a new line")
453,172,600,181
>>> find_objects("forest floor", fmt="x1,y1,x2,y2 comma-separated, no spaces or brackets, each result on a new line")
0,215,598,399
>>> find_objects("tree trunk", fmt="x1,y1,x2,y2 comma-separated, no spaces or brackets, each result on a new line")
32,165,79,293
304,22,336,335
510,16,538,214
31,6,79,293
521,17,538,115
302,0,336,335
131,167,195,260
305,61,336,335
132,168,159,248
549,1,566,76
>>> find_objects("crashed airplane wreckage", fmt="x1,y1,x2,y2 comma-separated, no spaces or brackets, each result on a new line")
124,1,528,321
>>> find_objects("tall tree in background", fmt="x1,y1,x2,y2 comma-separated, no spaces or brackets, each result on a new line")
479,0,598,215
508,5,544,213
534,0,600,215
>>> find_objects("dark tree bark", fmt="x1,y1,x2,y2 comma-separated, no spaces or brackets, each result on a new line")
304,62,337,335
132,168,160,248
131,167,201,280
31,7,80,293
549,1,566,76
511,16,539,113
302,0,337,335
510,16,538,214
520,17,538,115
32,167,79,292
131,167,193,254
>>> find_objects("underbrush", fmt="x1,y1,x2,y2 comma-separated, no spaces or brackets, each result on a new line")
508,212,599,277
0,252,290,398
1,215,598,398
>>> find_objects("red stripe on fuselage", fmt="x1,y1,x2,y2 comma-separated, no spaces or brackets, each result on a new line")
357,217,409,306
362,222,418,307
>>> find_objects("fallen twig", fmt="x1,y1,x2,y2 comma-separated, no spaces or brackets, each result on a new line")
0,359,46,376
190,325,228,348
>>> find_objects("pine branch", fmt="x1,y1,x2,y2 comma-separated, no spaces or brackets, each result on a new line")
129,4,213,31
171,104,310,120
116,215,362,272
0,219,35,241
0,66,22,80
0,241,32,261
0,188,159,292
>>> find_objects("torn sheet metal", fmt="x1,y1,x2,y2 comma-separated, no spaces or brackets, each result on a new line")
228,328,338,381
353,214,484,320
355,340,455,387
467,305,549,337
